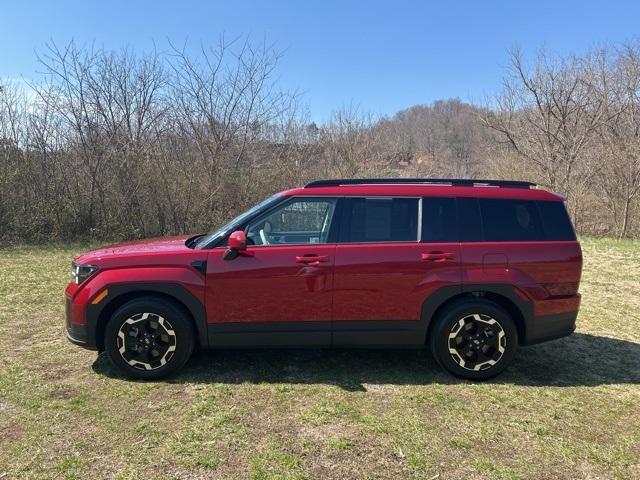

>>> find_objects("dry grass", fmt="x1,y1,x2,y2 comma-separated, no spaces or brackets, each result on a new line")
0,238,638,479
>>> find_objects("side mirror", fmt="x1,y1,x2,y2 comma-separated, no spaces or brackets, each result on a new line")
224,230,253,260
228,230,247,251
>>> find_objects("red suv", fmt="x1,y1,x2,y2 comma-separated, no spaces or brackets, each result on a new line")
65,179,582,380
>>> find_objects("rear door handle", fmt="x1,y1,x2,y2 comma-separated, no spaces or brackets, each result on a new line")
421,251,454,262
295,255,330,266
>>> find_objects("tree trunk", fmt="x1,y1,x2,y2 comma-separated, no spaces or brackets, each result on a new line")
619,197,631,240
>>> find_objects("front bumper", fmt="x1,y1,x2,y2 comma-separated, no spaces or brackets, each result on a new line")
65,293,97,350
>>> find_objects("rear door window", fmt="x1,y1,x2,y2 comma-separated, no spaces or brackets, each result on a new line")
422,197,457,242
339,197,419,242
457,197,483,242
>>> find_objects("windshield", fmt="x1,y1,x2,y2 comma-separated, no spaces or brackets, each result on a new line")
194,194,283,249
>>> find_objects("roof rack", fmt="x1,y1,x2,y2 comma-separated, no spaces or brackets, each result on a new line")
304,178,536,189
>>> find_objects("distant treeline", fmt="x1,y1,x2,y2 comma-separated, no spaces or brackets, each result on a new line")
1,39,639,243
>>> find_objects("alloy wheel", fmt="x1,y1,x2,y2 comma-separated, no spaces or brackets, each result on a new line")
447,313,506,371
116,312,177,371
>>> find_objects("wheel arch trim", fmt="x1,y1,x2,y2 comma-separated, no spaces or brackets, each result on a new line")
422,284,532,344
86,283,208,351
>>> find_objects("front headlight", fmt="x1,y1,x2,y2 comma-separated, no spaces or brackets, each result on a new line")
72,262,98,284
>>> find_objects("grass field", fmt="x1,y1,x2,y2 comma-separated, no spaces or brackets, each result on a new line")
0,238,639,479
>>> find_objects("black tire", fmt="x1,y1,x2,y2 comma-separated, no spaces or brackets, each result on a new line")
104,296,195,380
428,298,518,381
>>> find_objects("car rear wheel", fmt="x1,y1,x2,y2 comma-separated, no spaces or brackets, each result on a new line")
429,298,518,380
104,297,195,380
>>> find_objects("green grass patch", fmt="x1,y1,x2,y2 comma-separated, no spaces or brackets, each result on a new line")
0,238,638,478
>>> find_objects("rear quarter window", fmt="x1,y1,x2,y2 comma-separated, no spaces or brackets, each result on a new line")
536,201,577,241
457,197,576,242
479,198,544,242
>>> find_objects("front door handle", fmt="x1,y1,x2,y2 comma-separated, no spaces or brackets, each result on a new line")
295,255,330,266
421,251,455,262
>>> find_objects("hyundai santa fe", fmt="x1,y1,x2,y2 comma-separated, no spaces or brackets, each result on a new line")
65,178,582,380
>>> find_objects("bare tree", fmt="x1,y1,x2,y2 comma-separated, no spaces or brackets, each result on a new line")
320,106,384,177
594,43,640,238
0,81,28,238
482,48,608,225
167,38,295,214
380,100,489,177
2,39,640,243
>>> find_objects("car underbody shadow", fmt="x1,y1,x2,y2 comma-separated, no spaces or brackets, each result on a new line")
92,332,640,388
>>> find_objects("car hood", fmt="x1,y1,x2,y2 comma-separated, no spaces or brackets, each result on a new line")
74,235,196,264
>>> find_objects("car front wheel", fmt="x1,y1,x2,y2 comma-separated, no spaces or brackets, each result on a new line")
104,297,195,380
429,298,518,380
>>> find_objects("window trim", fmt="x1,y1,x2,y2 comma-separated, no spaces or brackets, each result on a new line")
417,197,423,242
207,194,575,249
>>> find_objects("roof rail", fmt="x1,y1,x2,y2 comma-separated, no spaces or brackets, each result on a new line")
304,178,536,189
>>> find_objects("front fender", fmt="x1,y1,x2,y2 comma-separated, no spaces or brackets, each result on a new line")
70,267,207,349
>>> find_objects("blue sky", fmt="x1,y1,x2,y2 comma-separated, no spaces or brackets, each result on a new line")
1,0,639,121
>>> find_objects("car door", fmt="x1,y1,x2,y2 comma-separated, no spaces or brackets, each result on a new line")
332,196,461,346
205,197,338,347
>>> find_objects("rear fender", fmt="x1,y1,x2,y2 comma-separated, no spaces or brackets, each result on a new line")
421,284,533,344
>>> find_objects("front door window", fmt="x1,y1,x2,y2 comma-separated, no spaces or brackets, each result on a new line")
246,198,337,246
